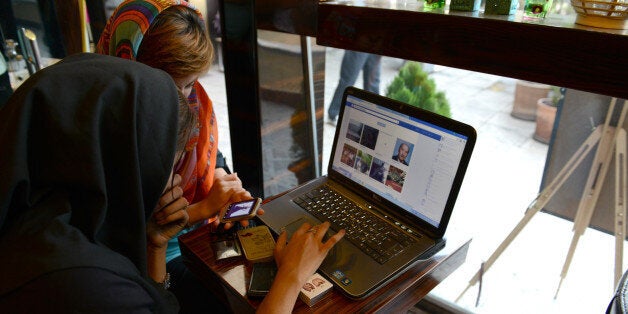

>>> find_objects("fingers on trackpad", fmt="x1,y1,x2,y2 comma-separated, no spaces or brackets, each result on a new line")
281,217,334,241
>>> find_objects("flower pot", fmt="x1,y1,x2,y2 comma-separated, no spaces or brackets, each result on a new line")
534,97,557,144
511,80,551,121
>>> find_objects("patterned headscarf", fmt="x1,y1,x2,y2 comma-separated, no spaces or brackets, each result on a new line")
97,0,218,203
98,0,196,59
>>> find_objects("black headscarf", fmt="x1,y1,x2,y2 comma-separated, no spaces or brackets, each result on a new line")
0,53,179,310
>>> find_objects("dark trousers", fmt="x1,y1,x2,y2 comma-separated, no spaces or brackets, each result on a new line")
328,50,382,120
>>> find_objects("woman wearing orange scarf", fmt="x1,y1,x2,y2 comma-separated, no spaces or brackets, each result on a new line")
97,1,251,311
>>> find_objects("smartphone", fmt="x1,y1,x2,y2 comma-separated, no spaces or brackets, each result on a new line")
248,261,277,297
219,198,262,223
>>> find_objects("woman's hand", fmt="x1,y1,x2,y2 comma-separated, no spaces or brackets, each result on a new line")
146,174,189,250
209,200,266,232
206,172,251,211
187,172,252,225
257,222,345,314
274,222,344,284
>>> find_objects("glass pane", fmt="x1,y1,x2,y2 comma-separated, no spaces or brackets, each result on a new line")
323,47,620,313
258,30,324,197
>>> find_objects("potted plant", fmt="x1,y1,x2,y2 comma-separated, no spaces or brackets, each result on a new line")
385,61,451,118
534,86,564,144
511,80,551,121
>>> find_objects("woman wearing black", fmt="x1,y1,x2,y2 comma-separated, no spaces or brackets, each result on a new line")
0,53,344,313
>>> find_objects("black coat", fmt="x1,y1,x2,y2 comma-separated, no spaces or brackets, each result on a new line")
0,53,180,313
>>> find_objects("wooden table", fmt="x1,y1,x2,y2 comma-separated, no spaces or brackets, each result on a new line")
179,222,471,313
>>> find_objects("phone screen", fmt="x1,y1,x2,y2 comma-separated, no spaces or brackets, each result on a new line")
223,199,257,220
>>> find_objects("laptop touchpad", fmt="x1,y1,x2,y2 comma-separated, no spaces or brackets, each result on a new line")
281,217,333,242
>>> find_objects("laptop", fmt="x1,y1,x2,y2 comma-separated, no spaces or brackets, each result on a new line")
258,86,476,299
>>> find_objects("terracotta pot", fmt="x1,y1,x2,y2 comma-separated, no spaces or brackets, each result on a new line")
511,80,551,121
534,97,557,144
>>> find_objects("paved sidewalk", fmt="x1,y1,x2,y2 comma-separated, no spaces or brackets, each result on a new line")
200,46,620,314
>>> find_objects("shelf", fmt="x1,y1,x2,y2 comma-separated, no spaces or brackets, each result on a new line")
318,1,628,99
256,0,628,99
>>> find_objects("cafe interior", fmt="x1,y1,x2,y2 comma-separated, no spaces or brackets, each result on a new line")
1,0,627,313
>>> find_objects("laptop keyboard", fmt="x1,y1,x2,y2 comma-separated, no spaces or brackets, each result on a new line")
292,185,417,264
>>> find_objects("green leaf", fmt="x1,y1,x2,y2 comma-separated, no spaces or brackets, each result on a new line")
386,61,451,118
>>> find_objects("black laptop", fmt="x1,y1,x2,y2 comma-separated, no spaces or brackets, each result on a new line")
258,86,476,299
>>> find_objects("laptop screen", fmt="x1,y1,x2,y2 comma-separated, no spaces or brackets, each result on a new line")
330,90,471,229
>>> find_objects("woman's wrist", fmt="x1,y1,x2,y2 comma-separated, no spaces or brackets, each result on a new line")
187,198,219,225
146,244,167,284
157,272,171,290
257,267,304,313
274,267,305,292
146,241,169,253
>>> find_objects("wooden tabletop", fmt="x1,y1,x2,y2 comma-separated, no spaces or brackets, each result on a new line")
179,222,471,313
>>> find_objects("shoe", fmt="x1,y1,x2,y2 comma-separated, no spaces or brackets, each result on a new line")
327,115,337,126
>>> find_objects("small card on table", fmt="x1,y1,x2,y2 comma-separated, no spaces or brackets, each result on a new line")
236,225,275,263
299,272,333,307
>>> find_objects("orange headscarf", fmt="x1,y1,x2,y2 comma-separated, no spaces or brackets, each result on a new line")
97,0,217,203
